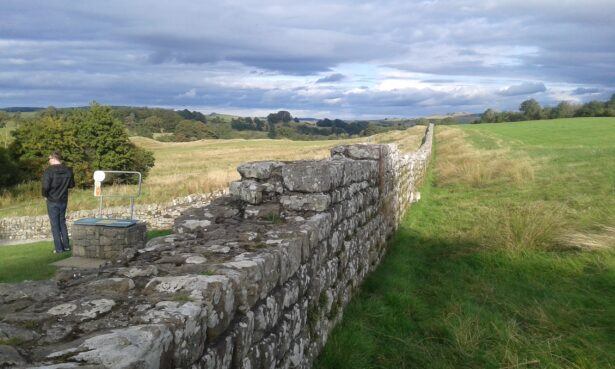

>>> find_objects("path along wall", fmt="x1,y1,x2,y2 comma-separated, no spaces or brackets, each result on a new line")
0,124,433,369
0,190,228,242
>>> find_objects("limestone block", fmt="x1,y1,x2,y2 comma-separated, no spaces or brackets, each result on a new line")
0,345,25,367
244,203,281,220
282,160,343,192
280,194,331,212
46,324,173,369
237,161,284,180
87,278,135,297
232,311,255,365
229,180,264,204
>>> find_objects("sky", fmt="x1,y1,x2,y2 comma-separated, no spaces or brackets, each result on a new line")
1,0,614,119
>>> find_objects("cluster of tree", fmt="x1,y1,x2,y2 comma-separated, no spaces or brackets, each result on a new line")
261,111,396,140
477,94,615,123
176,109,208,122
230,117,267,131
316,119,369,135
173,120,216,141
1,103,154,189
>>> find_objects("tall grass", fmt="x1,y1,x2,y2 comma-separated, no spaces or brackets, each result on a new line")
435,127,534,188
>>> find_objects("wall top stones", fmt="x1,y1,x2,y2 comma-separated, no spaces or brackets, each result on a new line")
0,124,433,369
0,190,227,242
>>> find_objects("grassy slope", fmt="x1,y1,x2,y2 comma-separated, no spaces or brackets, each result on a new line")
0,229,172,283
0,127,426,217
316,118,615,369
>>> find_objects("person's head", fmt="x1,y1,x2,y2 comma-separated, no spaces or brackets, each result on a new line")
48,151,62,165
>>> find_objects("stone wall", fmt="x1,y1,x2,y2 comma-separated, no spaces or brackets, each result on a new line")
0,190,227,242
0,124,433,369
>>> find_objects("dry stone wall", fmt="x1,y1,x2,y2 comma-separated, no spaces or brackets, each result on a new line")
0,124,433,369
0,190,227,242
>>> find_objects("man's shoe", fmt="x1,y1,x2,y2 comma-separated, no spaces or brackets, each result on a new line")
53,250,60,254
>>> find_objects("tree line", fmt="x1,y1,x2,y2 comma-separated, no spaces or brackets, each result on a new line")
477,94,615,123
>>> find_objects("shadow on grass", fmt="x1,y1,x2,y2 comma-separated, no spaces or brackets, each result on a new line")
314,227,614,369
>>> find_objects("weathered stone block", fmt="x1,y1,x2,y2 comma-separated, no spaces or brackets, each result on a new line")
244,203,281,220
237,161,284,180
229,180,264,204
282,161,343,192
280,194,331,212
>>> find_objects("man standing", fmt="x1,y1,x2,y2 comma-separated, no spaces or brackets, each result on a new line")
42,151,75,253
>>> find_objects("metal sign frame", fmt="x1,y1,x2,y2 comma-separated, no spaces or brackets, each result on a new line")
93,170,142,220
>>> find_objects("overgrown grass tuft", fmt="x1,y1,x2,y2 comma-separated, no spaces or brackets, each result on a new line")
435,127,534,188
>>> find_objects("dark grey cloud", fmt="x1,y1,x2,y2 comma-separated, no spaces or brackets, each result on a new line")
316,73,346,83
498,82,547,96
0,0,614,117
571,87,602,95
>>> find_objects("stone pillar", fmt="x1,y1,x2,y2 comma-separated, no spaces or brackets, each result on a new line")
72,222,147,259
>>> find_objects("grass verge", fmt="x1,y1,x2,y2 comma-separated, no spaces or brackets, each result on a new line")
0,229,172,283
315,118,615,369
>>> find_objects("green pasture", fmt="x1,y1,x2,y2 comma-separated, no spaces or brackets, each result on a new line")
316,117,615,369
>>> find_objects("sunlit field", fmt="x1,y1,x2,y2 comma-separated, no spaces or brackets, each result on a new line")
0,126,426,217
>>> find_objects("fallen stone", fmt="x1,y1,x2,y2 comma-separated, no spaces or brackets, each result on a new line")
0,344,26,366
87,278,135,296
46,324,173,369
185,256,207,264
0,322,39,343
0,280,59,304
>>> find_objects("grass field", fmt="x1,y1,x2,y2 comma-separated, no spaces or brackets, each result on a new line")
315,118,615,369
0,229,171,283
0,127,426,217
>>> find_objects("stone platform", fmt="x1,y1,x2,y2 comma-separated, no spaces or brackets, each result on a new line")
72,218,147,259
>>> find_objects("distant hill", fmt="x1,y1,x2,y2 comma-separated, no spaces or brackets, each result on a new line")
424,112,480,124
0,107,45,113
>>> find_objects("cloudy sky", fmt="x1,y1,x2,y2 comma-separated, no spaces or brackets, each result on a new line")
1,0,614,118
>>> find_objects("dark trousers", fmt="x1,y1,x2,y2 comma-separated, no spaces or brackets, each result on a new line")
47,201,69,252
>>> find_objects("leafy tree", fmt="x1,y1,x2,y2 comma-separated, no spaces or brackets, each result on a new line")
174,120,215,141
519,99,542,120
254,118,266,131
0,147,21,188
144,115,164,132
0,111,8,128
267,111,292,124
268,122,278,138
10,103,154,188
553,101,577,118
576,100,605,117
177,109,208,123
606,94,615,116
481,109,498,123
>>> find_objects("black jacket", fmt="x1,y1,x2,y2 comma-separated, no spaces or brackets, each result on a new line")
42,164,75,203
